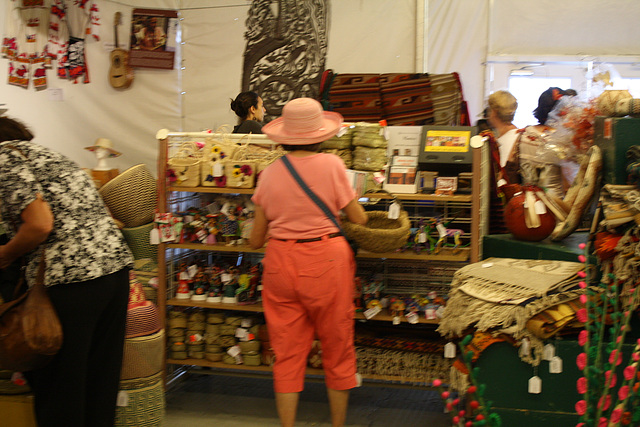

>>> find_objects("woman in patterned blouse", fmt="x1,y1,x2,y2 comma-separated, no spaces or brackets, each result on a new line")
0,116,134,427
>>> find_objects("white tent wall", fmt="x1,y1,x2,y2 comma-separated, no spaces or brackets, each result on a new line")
0,0,638,176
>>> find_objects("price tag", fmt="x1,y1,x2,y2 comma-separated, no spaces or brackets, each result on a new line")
355,372,363,387
364,306,381,319
418,231,427,243
213,162,224,177
221,273,232,283
116,390,129,407
150,229,160,245
406,312,419,324
388,202,400,219
549,356,563,374
227,345,241,357
444,342,456,358
528,376,542,394
543,344,555,361
436,223,447,238
534,200,547,215
241,319,252,328
337,126,348,137
519,338,530,358
235,328,247,340
187,265,198,279
392,316,401,325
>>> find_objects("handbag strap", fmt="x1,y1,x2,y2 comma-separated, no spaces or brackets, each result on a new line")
280,155,346,235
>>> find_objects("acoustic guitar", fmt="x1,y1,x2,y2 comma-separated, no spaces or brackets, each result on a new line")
109,12,134,89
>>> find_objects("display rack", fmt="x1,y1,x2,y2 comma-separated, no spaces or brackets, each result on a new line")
155,130,487,385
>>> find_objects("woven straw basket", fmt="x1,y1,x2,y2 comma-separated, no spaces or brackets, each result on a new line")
99,164,157,228
168,141,202,187
122,222,157,260
342,210,411,253
115,371,164,427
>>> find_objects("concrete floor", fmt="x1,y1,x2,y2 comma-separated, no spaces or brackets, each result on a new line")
164,370,451,427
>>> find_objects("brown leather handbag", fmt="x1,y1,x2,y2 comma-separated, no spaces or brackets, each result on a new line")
0,250,63,372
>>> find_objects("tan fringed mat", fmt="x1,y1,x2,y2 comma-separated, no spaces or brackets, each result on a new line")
438,258,587,343
455,258,584,304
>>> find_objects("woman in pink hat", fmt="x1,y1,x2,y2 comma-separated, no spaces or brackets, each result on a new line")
250,98,367,427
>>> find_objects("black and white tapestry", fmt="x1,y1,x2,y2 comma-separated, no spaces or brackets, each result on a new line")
242,0,329,121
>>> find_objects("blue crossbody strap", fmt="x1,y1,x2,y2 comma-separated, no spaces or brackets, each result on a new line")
280,155,345,234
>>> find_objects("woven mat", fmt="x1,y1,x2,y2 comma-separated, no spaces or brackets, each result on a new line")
355,346,451,385
438,258,585,339
455,258,583,304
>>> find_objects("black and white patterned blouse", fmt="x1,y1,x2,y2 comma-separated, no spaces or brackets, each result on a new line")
0,140,133,287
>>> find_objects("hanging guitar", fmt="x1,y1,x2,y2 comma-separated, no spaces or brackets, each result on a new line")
109,12,134,89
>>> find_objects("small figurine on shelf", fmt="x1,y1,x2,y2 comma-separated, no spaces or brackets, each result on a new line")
206,266,223,303
221,213,240,246
221,265,239,303
388,297,406,324
236,264,260,305
176,262,191,299
191,270,207,301
205,214,219,245
362,274,384,308
238,211,254,245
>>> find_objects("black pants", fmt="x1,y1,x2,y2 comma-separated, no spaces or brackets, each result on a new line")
24,267,130,427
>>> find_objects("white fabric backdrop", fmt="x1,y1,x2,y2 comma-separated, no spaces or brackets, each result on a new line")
0,0,638,176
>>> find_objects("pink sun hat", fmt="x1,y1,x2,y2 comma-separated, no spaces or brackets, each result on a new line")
262,97,343,145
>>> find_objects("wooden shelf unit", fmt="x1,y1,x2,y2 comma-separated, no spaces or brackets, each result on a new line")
156,130,486,385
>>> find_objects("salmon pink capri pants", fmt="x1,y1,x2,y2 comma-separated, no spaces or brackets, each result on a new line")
261,235,358,393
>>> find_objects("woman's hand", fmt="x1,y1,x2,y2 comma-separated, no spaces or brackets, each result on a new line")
342,198,367,225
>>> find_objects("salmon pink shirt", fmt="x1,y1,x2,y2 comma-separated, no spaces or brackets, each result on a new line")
251,153,355,240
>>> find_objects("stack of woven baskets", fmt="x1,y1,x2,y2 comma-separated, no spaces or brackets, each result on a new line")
320,122,386,194
99,164,158,262
115,271,164,427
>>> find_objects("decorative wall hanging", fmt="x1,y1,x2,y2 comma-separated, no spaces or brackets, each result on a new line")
129,8,178,70
241,0,329,121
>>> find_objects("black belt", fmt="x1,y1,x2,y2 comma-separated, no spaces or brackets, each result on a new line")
275,232,342,243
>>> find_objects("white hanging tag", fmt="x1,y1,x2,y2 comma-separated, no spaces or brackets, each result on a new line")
406,312,419,324
392,316,401,325
221,273,232,283
116,390,129,407
355,372,363,387
364,306,381,319
235,327,248,340
150,229,160,245
444,342,456,358
534,200,547,214
337,126,348,137
241,318,252,328
187,265,198,279
227,345,241,357
497,178,507,187
383,126,390,140
543,343,555,361
388,202,400,219
528,376,542,394
519,338,530,358
213,162,224,177
436,223,447,238
418,231,427,243
549,356,563,374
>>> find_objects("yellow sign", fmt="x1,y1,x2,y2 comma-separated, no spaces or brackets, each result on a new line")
423,130,470,152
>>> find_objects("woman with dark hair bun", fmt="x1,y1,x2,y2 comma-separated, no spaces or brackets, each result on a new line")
230,91,265,134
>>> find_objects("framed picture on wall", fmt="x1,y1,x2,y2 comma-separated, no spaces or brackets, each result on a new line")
129,8,178,70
